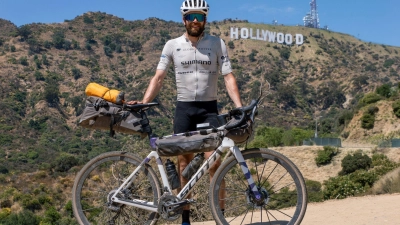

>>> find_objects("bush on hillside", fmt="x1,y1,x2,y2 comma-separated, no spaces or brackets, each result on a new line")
340,151,372,175
360,113,375,129
393,100,400,118
376,83,392,98
359,93,381,107
315,146,338,166
306,180,324,202
323,175,365,199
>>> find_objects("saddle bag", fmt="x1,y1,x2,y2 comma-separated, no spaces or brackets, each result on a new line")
156,133,221,156
78,96,150,137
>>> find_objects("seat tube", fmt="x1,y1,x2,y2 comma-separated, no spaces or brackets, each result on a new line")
230,146,262,200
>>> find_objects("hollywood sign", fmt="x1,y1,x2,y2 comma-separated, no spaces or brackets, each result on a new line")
230,27,304,45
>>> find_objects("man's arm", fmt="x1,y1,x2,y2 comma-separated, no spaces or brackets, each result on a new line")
224,73,242,108
142,69,167,103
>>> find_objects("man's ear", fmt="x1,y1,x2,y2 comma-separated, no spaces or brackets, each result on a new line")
182,18,186,25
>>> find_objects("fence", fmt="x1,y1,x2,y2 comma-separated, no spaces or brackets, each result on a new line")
303,138,342,147
391,139,400,147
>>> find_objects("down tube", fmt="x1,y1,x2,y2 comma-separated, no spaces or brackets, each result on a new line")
231,146,262,201
177,148,224,200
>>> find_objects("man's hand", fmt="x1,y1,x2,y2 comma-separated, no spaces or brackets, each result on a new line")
126,100,142,105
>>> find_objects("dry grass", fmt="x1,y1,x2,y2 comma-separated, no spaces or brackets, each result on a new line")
369,167,400,195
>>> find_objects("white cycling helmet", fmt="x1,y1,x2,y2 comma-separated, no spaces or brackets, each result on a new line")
180,0,209,16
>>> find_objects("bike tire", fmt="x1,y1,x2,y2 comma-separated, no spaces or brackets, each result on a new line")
209,148,307,225
72,151,161,225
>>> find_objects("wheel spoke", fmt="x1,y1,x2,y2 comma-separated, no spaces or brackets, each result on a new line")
210,148,307,225
72,152,161,225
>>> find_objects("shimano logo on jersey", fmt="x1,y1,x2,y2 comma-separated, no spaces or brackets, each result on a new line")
177,71,194,75
181,60,212,66
161,54,167,58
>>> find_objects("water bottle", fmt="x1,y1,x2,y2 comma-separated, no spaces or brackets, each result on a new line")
165,159,180,190
182,153,205,180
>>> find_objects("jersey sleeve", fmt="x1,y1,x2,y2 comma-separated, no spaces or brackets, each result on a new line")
156,40,174,71
217,38,233,76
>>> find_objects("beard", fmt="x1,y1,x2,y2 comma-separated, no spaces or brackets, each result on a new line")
185,22,205,37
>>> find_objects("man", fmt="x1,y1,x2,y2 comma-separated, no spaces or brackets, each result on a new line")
130,0,242,224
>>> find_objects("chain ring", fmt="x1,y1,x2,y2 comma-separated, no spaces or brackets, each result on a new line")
158,193,182,221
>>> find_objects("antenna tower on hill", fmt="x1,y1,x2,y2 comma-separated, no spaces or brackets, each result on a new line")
303,0,320,28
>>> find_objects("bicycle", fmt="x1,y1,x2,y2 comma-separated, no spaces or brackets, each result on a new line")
72,97,308,225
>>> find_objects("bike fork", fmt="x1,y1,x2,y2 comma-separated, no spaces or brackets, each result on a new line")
230,146,262,201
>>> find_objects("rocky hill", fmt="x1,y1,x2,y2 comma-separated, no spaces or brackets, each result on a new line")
0,11,400,224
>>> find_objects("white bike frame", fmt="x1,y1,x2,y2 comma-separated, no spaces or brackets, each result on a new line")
110,138,261,213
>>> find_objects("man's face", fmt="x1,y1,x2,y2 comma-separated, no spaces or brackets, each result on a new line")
184,13,206,37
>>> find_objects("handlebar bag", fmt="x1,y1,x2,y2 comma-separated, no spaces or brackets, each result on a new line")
156,133,221,156
224,116,254,144
78,96,149,137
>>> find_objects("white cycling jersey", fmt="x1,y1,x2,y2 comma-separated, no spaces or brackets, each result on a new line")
157,33,232,102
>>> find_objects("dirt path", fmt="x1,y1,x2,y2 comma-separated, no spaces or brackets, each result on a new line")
186,193,400,225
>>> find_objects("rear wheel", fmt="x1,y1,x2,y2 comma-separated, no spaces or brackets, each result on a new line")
209,148,307,225
72,151,161,225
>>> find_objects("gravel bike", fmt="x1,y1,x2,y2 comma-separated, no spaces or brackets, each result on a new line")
72,98,307,225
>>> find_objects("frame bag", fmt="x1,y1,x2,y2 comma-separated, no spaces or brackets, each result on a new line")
156,133,221,156
78,96,150,137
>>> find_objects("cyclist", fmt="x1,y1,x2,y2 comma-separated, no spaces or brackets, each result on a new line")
129,0,242,224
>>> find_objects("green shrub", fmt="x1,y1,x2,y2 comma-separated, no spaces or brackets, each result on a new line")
348,170,378,187
315,146,338,166
340,151,372,175
360,113,375,129
0,210,40,225
376,84,392,98
359,93,381,106
249,126,284,147
54,154,78,172
393,100,400,118
0,165,9,174
371,153,399,176
306,180,324,202
323,175,366,199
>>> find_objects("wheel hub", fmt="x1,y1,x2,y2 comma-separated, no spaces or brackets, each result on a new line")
247,186,270,208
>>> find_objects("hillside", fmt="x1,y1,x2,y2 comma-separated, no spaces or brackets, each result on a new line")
0,11,400,224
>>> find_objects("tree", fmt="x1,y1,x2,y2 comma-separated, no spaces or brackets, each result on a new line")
71,68,82,80
376,84,391,98
18,25,32,41
84,30,95,43
52,29,65,49
44,82,60,106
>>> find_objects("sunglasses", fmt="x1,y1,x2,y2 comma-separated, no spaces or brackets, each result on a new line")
184,13,206,22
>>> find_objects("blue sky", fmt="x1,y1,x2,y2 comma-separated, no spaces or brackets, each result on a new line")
1,0,399,47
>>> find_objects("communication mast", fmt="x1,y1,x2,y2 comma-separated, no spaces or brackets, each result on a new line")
303,0,320,28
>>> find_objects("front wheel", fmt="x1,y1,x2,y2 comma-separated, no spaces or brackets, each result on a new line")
72,151,161,225
209,148,307,225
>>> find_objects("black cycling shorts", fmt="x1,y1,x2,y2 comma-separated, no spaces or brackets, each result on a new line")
173,101,219,134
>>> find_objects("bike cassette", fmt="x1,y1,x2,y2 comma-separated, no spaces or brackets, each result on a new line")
158,194,183,221
107,189,123,212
